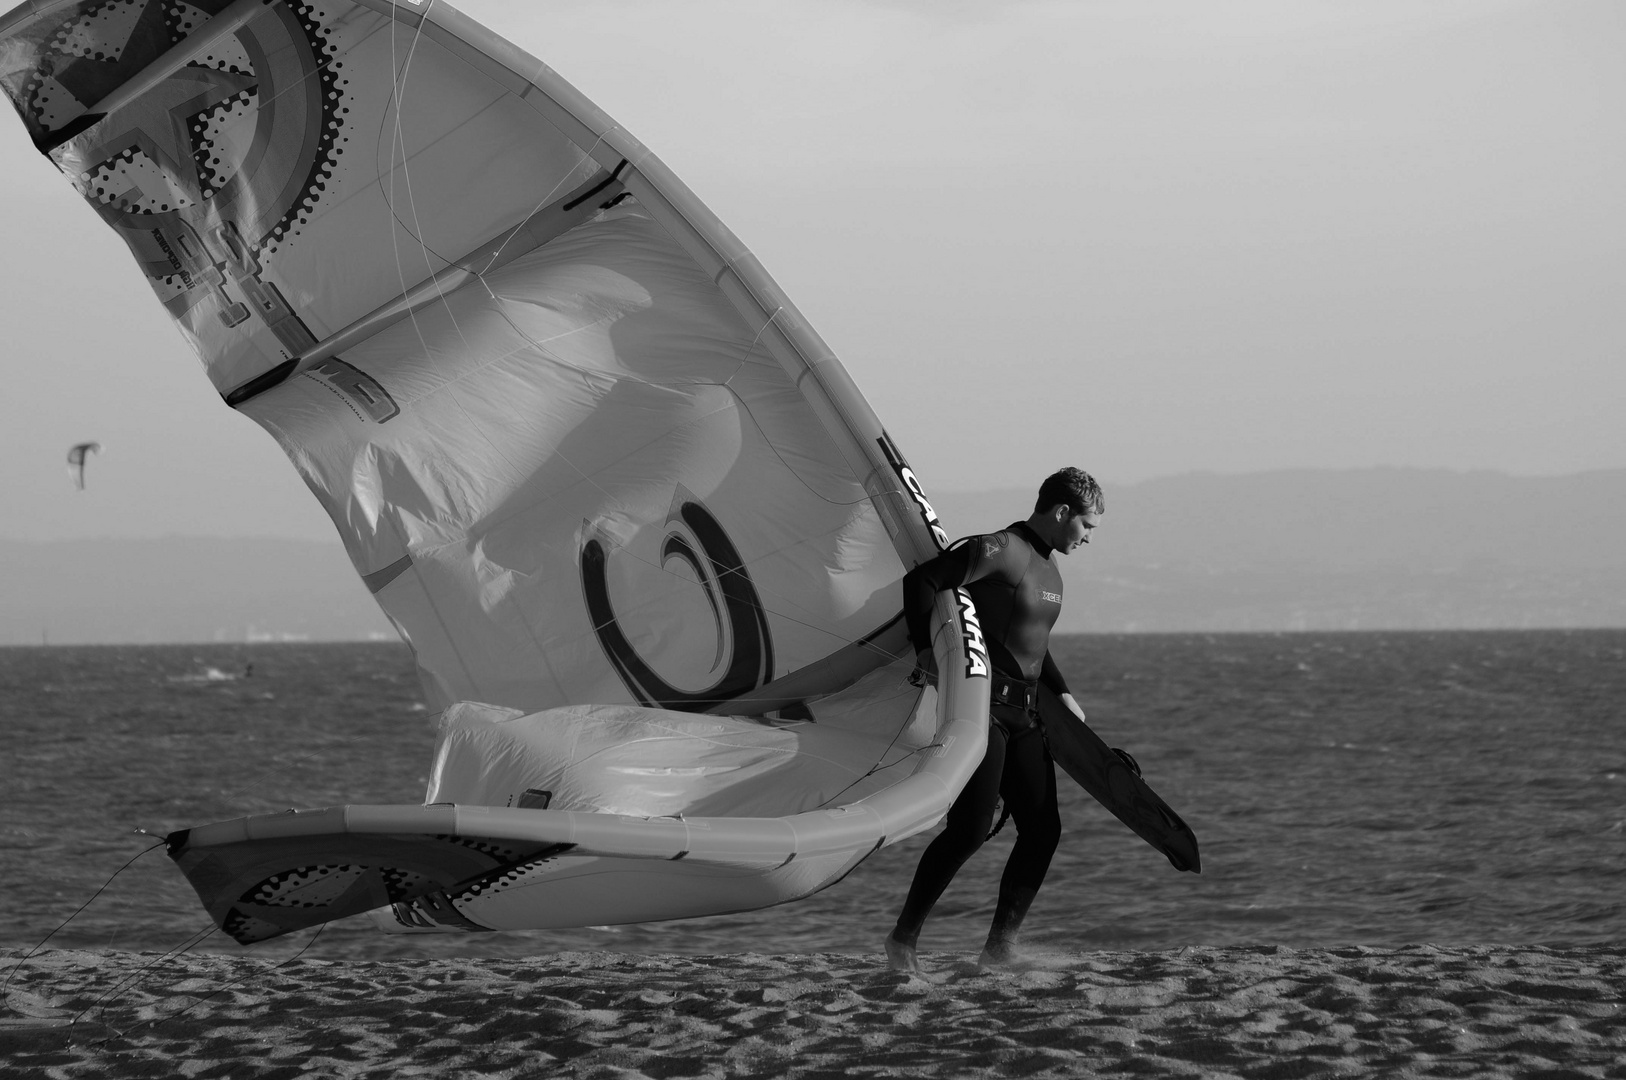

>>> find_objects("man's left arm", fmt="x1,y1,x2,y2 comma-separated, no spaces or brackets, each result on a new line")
1040,650,1088,723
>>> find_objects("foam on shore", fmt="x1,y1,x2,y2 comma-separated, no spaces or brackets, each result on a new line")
3,945,1622,1077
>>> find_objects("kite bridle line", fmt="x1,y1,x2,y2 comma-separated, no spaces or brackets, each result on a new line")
87,922,328,1047
0,829,326,1043
0,837,163,1022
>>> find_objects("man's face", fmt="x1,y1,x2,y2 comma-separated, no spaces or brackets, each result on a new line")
1058,510,1100,553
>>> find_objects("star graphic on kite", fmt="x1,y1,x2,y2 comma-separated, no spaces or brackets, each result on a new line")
44,0,257,210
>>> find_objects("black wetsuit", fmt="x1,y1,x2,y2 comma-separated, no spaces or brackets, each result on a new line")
893,522,1068,948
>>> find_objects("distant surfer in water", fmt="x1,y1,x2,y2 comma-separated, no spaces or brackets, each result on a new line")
885,466,1103,972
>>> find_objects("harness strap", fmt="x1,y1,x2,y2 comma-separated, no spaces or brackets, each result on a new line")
989,671,1038,711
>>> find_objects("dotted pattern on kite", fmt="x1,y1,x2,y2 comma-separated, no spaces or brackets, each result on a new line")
83,147,195,214
28,76,83,130
456,850,570,900
191,87,257,198
380,866,434,902
53,0,144,63
221,909,284,943
180,9,253,75
254,0,349,260
21,0,352,272
244,863,367,909
23,0,143,127
430,835,532,863
169,0,208,35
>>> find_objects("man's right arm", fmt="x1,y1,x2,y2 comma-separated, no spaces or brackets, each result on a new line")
902,539,984,668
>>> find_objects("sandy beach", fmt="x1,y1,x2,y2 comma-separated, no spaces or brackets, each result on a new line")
2,945,1621,1078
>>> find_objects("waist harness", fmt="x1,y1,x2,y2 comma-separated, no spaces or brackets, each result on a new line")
990,671,1038,712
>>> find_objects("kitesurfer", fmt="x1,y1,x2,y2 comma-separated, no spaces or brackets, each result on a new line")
884,466,1103,972
66,441,100,491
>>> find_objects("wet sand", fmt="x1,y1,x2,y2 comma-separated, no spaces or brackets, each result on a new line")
3,945,1623,1077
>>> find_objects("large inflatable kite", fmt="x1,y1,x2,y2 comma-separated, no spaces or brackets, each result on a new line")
0,0,999,942
2,0,1194,944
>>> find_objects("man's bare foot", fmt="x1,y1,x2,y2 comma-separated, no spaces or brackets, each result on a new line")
884,933,921,973
977,936,1022,970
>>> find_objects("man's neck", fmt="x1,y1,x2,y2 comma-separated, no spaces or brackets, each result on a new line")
1013,518,1054,559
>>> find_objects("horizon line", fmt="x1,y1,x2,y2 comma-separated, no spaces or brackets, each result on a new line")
7,625,1626,649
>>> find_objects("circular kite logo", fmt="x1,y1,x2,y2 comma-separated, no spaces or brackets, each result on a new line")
581,498,776,712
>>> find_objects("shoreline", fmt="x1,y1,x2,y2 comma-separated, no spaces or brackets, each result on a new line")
3,945,1622,1077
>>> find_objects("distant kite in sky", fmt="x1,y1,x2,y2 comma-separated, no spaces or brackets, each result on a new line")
66,441,100,491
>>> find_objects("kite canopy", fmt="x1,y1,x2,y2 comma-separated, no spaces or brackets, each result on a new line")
66,440,99,489
1,0,991,941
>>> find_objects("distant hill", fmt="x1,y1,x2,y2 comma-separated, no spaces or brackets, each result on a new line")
929,468,1626,632
0,537,393,646
2,469,1622,644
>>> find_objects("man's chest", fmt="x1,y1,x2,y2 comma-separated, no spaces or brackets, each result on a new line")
1017,563,1064,624
975,553,1063,627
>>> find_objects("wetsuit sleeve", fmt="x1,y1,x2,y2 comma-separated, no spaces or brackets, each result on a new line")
902,538,986,656
1039,650,1071,697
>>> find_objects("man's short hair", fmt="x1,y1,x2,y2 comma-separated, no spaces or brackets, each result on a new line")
1035,467,1103,517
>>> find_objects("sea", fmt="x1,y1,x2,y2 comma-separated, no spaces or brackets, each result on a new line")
1,632,1622,964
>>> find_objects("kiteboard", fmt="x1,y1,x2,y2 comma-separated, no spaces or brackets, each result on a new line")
1034,685,1201,873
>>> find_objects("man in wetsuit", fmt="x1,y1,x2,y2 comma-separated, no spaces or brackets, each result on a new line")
885,466,1103,972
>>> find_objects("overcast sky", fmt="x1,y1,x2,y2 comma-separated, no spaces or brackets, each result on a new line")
1,0,1620,542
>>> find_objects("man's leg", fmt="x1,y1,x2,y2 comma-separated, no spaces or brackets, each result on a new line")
980,728,1060,967
885,724,1009,971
